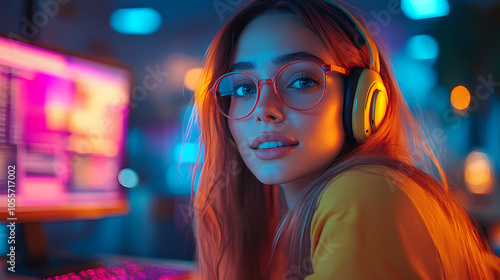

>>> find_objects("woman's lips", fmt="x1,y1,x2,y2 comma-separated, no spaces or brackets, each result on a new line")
252,143,299,160
250,132,299,149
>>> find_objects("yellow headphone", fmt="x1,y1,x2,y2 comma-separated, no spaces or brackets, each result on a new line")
328,1,389,143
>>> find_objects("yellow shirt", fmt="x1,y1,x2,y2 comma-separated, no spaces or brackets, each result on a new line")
305,165,449,280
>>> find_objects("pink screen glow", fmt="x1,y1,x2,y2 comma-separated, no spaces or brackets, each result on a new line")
0,35,130,213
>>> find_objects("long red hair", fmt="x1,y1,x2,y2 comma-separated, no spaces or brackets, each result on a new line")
184,0,500,279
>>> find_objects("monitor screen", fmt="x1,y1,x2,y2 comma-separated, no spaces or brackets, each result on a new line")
0,35,131,222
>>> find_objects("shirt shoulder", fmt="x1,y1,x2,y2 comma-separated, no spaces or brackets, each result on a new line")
315,165,398,209
307,165,445,279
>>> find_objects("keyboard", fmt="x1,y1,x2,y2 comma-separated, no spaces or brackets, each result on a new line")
43,260,193,280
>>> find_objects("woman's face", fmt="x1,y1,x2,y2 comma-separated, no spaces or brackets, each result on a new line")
228,12,346,197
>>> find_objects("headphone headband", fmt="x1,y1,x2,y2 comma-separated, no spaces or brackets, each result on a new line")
327,1,380,73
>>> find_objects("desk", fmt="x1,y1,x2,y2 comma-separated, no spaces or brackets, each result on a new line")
0,254,196,279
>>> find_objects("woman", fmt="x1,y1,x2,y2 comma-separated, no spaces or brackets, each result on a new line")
184,0,500,279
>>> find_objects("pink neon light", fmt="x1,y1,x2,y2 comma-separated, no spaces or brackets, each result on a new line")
0,36,67,77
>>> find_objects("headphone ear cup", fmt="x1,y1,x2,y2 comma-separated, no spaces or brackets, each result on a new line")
343,68,388,142
343,67,365,142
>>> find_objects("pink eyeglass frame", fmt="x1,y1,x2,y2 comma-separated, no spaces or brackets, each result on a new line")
211,58,349,120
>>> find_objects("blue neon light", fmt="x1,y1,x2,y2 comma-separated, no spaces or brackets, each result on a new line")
402,0,450,20
110,8,162,35
407,34,439,60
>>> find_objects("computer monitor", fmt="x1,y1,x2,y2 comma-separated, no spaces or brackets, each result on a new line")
0,34,132,276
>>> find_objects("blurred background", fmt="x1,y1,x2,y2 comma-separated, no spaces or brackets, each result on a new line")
0,0,499,269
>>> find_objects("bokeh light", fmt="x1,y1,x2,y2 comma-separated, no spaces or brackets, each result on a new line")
175,143,202,164
118,168,139,188
393,53,437,105
407,34,439,60
110,8,162,35
184,68,202,91
464,151,495,194
450,85,471,111
402,0,450,20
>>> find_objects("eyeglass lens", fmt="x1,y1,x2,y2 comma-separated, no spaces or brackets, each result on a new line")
215,60,325,119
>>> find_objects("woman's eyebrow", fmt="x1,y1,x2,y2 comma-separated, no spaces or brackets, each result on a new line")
229,52,326,72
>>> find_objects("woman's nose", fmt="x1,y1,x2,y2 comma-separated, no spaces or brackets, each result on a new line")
252,81,284,122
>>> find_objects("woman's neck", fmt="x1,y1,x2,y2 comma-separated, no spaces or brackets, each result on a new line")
278,168,326,209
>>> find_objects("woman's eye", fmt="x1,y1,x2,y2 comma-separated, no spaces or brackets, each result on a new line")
289,78,318,90
234,84,256,96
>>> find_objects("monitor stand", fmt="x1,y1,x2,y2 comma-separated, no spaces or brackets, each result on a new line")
10,222,104,278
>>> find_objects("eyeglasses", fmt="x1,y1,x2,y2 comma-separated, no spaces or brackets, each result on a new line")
211,58,349,119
